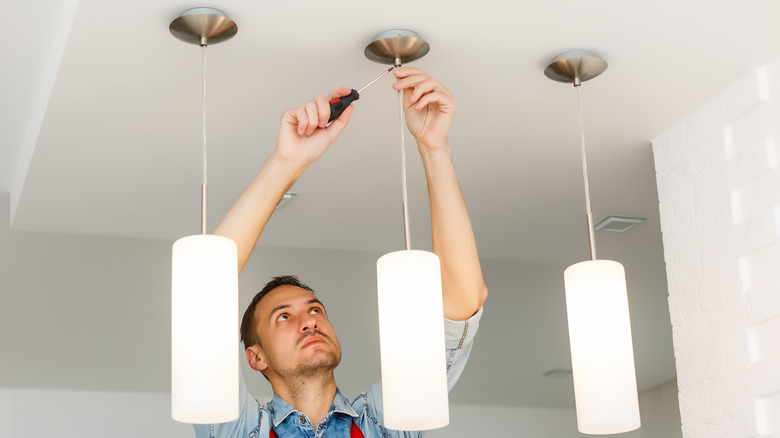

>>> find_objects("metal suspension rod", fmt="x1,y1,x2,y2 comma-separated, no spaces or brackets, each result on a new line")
200,43,208,235
576,85,597,260
396,57,412,251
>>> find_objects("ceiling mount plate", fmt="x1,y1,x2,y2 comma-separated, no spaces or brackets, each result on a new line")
365,29,429,65
169,7,238,46
544,50,607,86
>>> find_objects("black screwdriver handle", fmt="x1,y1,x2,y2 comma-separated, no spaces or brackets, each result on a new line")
328,89,360,123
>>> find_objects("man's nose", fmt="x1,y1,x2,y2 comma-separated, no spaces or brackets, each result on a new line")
300,313,318,332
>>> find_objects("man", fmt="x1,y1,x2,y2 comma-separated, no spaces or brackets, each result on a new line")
195,67,487,438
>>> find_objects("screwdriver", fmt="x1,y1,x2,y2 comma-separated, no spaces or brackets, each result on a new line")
327,66,395,123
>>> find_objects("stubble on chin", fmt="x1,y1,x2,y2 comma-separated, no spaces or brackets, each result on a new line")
298,334,341,375
274,331,342,378
295,351,341,377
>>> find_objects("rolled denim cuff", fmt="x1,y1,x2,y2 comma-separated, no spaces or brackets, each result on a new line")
444,305,483,351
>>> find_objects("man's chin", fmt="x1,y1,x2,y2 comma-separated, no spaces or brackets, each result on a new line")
297,352,341,375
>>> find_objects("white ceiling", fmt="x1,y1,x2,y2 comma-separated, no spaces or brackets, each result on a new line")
4,0,780,413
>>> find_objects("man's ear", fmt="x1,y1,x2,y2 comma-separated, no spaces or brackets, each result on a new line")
246,346,268,372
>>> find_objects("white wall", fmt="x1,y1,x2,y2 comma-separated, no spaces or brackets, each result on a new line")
0,382,679,438
0,388,191,437
0,387,582,438
653,58,780,437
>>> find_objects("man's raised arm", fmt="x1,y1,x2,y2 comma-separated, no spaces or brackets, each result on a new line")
393,68,488,321
214,87,354,274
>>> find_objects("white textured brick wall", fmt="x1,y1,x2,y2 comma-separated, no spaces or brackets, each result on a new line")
653,58,780,438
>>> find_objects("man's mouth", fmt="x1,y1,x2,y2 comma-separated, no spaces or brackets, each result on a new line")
303,337,323,347
298,331,329,348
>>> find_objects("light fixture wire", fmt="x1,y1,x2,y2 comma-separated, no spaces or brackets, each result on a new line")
576,85,597,260
396,59,412,250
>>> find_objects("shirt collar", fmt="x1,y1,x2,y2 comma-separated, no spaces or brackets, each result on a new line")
268,388,359,428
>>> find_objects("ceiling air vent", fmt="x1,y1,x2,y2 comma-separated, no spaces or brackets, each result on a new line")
275,192,296,210
543,369,573,378
595,216,646,232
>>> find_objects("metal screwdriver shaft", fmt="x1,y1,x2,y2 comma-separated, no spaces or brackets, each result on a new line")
358,66,395,93
327,66,395,123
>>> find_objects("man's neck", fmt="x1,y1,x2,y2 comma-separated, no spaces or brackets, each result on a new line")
273,373,338,430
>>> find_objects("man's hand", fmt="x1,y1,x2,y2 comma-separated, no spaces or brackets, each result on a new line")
392,67,457,152
274,87,354,170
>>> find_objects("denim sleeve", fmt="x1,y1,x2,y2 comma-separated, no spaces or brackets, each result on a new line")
193,371,265,438
361,306,484,438
443,306,483,391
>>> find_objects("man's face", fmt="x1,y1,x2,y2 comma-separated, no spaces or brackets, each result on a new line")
252,285,341,379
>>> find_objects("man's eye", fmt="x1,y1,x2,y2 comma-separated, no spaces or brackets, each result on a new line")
310,307,322,315
277,313,290,322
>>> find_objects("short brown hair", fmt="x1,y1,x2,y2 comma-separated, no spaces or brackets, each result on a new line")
240,275,315,350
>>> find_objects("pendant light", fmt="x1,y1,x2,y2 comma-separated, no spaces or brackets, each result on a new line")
169,8,239,424
545,50,640,435
366,30,449,431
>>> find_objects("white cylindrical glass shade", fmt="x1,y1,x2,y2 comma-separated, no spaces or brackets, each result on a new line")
564,260,640,434
376,250,449,430
171,234,239,424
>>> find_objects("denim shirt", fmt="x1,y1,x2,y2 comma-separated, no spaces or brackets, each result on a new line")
194,306,482,438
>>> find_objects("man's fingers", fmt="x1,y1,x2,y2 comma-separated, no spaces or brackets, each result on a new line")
392,66,424,81
418,84,456,109
393,75,428,94
409,78,442,104
308,88,352,128
284,87,354,137
314,94,331,128
288,105,307,136
327,104,353,137
392,68,429,91
327,87,353,101
294,102,314,136
392,70,452,109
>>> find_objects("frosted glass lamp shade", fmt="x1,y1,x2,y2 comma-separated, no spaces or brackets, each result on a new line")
564,259,640,435
171,234,239,424
376,250,449,430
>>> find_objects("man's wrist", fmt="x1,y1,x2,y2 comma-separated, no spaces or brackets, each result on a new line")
418,140,452,164
267,151,309,182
